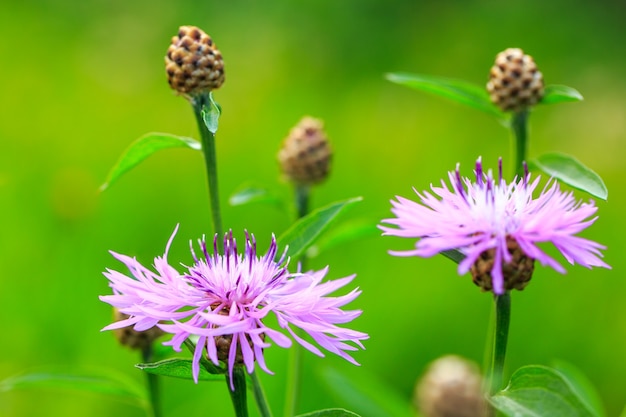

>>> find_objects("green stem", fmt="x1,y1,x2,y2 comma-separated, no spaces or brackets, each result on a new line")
489,292,511,396
283,184,310,417
511,109,529,178
251,371,273,417
192,93,224,248
142,344,162,417
227,367,249,417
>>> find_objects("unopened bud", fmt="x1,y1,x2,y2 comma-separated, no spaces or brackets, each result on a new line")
487,48,544,112
416,355,489,417
278,116,332,185
113,309,164,350
165,26,225,96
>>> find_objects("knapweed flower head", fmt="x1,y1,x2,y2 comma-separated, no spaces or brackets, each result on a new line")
100,226,367,386
380,158,609,294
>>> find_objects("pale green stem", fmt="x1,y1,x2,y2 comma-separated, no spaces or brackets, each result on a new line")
511,109,529,178
251,371,273,417
142,344,162,417
488,292,511,396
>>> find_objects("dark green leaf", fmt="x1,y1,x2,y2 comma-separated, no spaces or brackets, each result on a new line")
277,197,363,260
532,153,608,200
201,92,221,134
296,409,362,417
100,132,201,191
490,365,598,417
318,367,415,417
228,183,285,208
440,249,465,264
386,72,508,123
136,358,224,381
541,85,584,104
306,219,380,258
552,361,606,417
0,370,146,406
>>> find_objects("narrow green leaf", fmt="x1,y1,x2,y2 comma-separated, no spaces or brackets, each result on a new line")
318,367,415,417
552,361,606,417
532,153,608,200
101,132,201,191
228,183,285,208
296,409,362,417
136,358,224,381
541,85,584,104
306,219,380,258
277,197,363,260
0,370,146,406
490,365,598,417
386,72,508,123
440,249,465,264
201,92,221,134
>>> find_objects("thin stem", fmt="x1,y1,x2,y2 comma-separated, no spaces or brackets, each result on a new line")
192,93,224,248
226,367,249,417
511,109,529,178
142,344,162,417
251,371,273,417
489,292,511,396
283,184,310,417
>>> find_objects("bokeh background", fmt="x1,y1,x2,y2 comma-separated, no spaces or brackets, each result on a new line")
1,0,625,416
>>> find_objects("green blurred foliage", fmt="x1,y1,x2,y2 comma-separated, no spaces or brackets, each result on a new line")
1,0,625,416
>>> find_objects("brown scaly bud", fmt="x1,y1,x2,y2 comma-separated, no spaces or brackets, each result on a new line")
416,355,489,417
470,236,535,293
487,48,544,112
165,26,225,96
278,116,332,186
113,309,164,351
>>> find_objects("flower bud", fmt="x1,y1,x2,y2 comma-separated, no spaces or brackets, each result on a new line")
487,48,544,112
278,116,332,185
165,26,225,96
112,309,164,350
470,236,535,293
416,355,489,417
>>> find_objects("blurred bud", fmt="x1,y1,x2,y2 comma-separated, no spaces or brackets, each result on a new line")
486,48,544,112
470,237,534,293
415,355,489,417
278,116,332,186
165,26,225,96
113,309,164,350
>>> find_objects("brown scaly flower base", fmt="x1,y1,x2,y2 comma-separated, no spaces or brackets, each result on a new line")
470,236,535,292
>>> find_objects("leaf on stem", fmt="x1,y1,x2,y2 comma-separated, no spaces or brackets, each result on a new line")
0,370,147,407
532,153,608,200
551,361,606,417
541,85,584,104
296,409,363,417
136,358,224,381
385,72,508,123
490,365,599,417
306,219,380,258
201,92,221,134
228,183,285,208
277,197,363,261
100,133,201,191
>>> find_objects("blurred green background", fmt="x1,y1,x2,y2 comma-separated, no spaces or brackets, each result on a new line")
1,0,625,416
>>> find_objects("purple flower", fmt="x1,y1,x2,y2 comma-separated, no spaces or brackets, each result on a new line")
380,158,609,294
100,226,367,385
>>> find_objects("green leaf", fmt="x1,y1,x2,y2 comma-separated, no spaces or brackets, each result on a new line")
440,249,465,264
490,365,599,417
136,358,224,381
541,85,583,104
386,72,508,123
228,183,285,208
552,361,606,417
532,153,608,200
306,219,380,258
0,370,147,407
296,409,362,417
201,92,221,134
318,367,415,417
277,197,363,260
100,132,201,191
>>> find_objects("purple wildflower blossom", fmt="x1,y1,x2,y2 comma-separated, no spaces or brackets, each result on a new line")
380,158,609,294
100,226,367,385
